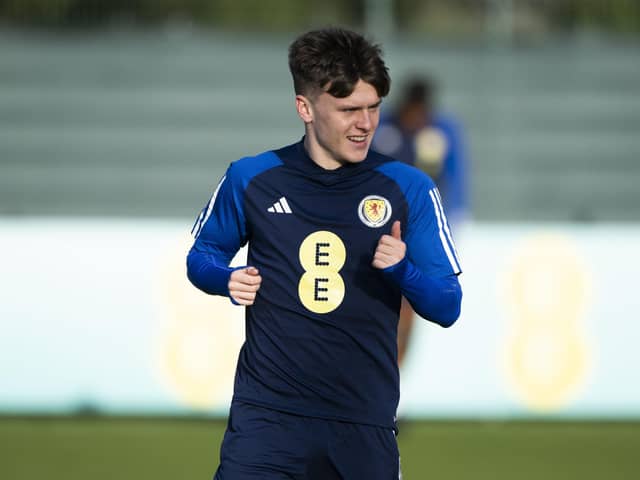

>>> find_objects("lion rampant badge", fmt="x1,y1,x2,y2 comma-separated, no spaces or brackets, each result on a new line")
358,195,392,228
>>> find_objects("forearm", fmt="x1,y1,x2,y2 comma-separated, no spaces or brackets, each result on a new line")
186,247,234,296
383,258,462,327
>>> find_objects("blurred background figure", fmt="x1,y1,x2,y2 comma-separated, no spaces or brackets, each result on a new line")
373,75,470,366
373,76,469,226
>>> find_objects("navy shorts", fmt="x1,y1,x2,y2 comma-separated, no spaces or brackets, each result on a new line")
213,401,400,479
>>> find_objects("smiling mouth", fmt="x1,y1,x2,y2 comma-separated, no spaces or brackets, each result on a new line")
347,135,368,143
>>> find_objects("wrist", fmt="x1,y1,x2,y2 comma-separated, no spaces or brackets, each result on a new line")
381,256,410,285
227,265,248,305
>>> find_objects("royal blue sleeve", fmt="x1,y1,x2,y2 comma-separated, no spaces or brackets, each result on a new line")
383,259,461,327
378,163,463,327
186,162,248,298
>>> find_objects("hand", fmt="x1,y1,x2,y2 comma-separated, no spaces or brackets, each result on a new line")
228,266,262,305
372,220,406,269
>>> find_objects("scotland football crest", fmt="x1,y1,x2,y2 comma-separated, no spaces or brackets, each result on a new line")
358,195,392,228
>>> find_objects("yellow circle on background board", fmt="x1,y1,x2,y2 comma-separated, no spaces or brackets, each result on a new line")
501,233,591,412
156,236,245,409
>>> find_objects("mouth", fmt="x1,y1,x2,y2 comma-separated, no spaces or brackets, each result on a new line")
347,135,368,144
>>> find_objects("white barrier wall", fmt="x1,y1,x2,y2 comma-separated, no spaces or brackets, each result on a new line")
1,218,638,418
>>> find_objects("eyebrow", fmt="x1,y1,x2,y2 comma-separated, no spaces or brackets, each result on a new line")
340,100,382,110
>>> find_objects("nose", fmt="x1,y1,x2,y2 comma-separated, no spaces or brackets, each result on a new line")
355,109,372,131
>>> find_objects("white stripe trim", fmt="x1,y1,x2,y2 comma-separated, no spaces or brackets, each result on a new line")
274,202,284,213
190,209,204,236
279,196,292,214
429,188,461,274
193,175,226,239
433,188,461,270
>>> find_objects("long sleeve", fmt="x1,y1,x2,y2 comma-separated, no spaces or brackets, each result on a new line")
376,161,463,327
187,249,236,297
383,258,461,327
187,164,248,299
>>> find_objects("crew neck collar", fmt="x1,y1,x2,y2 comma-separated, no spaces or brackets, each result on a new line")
295,137,371,175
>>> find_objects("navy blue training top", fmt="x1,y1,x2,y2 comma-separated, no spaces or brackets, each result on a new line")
187,139,462,428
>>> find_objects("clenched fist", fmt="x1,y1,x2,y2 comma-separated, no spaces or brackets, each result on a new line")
229,266,262,305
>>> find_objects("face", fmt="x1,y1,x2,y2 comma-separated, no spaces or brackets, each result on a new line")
296,79,382,170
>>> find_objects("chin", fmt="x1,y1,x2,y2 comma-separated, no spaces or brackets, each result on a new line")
343,149,370,164
339,155,366,165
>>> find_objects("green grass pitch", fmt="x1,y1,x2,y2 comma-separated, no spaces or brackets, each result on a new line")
1,417,638,479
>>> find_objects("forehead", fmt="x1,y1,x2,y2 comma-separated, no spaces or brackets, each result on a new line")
320,80,380,106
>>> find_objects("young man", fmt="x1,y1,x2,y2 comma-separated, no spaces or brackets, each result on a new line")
187,27,462,479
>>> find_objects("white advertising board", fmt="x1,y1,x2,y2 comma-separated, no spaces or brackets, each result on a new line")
1,218,638,418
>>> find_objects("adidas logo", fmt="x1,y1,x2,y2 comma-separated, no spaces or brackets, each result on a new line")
267,196,293,214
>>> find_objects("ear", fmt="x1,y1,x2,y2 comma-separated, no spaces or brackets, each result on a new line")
295,95,313,123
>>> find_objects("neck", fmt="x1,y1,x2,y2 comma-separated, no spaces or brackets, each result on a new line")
303,132,343,171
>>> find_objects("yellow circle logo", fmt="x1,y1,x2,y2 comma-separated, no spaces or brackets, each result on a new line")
298,231,346,314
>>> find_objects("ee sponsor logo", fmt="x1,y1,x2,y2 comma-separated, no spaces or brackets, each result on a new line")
298,231,346,314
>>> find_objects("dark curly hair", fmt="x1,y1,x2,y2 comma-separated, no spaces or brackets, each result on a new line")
288,27,391,99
